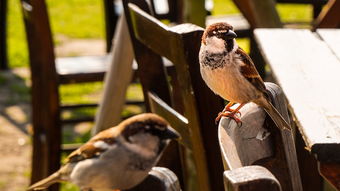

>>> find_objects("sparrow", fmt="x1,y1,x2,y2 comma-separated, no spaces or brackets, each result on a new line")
27,113,180,191
199,22,291,130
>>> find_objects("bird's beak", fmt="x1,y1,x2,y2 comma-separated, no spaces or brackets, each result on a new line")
163,126,180,140
225,30,237,39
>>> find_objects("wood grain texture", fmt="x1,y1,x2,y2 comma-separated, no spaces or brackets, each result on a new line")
218,102,273,169
219,82,302,191
126,167,181,191
317,29,340,61
255,29,340,162
224,166,281,191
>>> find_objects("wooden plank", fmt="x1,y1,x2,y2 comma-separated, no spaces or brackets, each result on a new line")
317,29,340,61
313,0,340,29
148,92,192,149
319,162,340,190
223,166,281,191
255,29,340,162
0,0,8,70
92,15,135,134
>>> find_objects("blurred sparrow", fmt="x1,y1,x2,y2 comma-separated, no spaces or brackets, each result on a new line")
199,22,291,130
27,113,180,191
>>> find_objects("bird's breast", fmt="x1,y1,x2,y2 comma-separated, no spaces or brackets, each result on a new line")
200,59,259,103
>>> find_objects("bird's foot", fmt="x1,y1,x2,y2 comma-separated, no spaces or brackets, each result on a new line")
215,111,242,126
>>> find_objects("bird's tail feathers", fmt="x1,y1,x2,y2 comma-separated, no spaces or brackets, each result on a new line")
27,171,63,191
264,101,292,131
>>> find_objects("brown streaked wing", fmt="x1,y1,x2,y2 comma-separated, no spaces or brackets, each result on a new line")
65,127,119,163
236,48,267,94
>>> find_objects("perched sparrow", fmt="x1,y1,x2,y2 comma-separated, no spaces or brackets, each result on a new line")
199,22,291,130
27,113,180,191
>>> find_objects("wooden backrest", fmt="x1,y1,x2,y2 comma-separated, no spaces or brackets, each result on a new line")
219,83,302,191
123,1,225,190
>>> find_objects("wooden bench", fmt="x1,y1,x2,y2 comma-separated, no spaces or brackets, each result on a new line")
255,28,340,190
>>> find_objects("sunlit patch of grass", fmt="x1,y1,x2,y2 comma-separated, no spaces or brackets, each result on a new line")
277,4,312,23
212,0,239,15
59,82,103,104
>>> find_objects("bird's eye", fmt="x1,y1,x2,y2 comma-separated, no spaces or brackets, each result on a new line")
213,31,217,35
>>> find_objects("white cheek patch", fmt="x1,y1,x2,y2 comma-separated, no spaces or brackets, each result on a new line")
93,141,110,150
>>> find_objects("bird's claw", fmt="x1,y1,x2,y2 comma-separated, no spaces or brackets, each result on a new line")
215,111,242,125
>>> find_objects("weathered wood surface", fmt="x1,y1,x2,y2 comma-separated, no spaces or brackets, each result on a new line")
0,0,8,70
313,0,340,29
93,15,135,134
218,102,272,169
223,166,281,191
126,167,181,191
255,29,340,163
219,82,302,191
317,29,340,61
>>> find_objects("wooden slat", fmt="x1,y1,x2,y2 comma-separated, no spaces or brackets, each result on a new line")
255,29,340,162
0,0,8,70
148,92,192,149
317,29,340,61
223,166,281,191
319,162,340,190
313,0,340,29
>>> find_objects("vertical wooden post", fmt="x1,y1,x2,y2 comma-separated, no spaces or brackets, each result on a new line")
103,0,119,52
93,14,134,134
0,0,8,70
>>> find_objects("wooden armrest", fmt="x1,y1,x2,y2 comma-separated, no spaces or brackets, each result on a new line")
126,167,181,191
223,165,281,191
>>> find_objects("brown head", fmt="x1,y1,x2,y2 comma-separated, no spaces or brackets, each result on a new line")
120,113,179,151
202,22,237,52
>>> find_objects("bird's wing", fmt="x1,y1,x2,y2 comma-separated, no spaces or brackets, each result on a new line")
65,127,119,163
236,47,267,94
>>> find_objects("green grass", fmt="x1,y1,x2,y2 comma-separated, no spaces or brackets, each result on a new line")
7,0,105,68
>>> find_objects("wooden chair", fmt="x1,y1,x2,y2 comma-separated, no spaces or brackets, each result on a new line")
219,83,302,191
123,0,225,190
20,0,143,190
